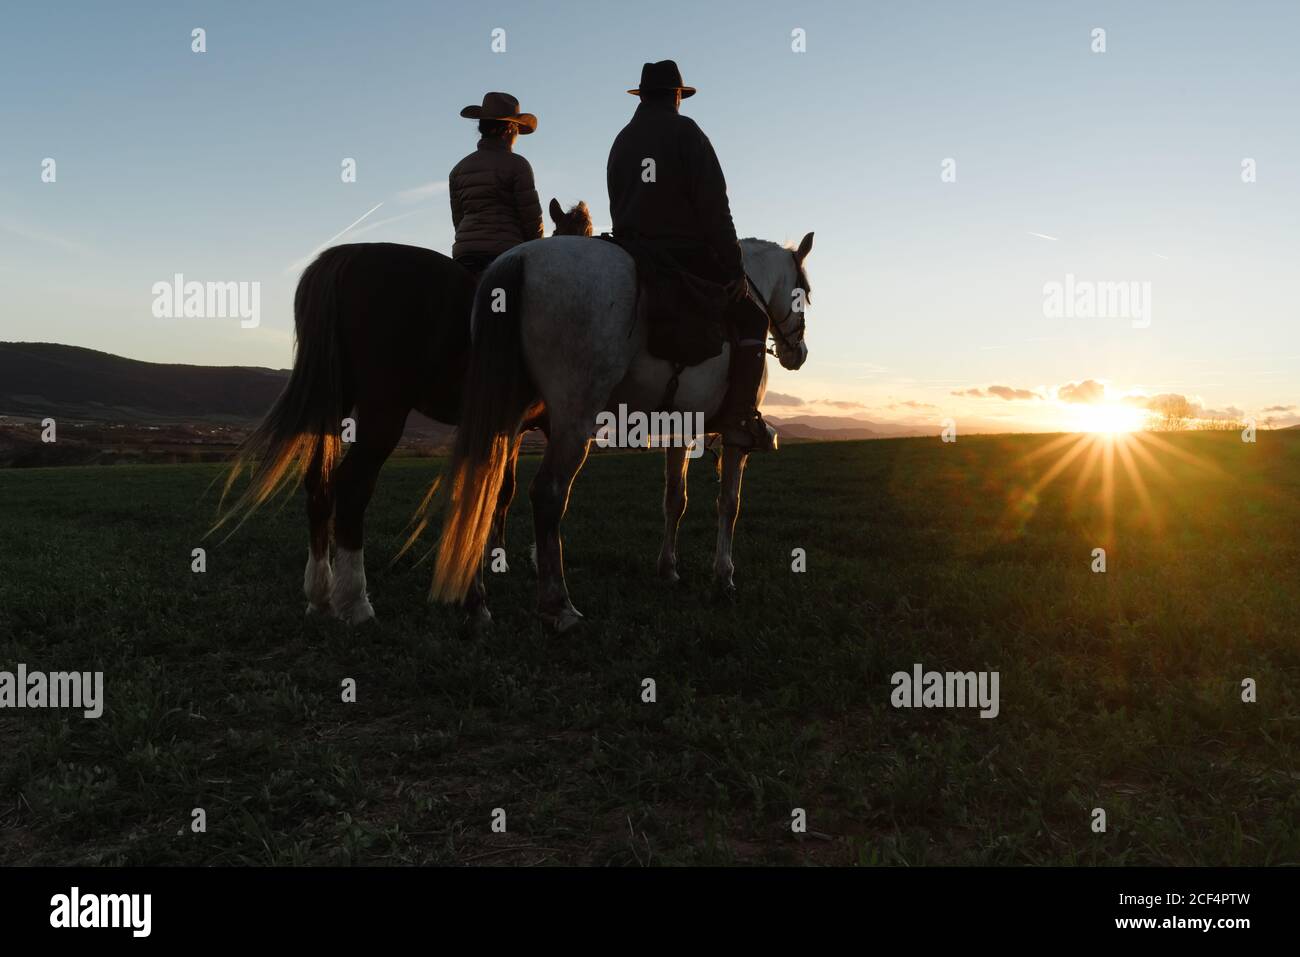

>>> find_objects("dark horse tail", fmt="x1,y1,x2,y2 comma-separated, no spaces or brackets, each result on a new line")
431,252,536,603
210,247,353,537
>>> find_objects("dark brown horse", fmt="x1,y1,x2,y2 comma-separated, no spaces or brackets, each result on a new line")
547,198,592,238
213,199,591,625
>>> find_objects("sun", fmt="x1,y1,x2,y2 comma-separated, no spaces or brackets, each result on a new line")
1008,414,1224,548
1070,403,1146,434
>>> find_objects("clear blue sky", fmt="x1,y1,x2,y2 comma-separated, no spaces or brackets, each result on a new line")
2,0,1297,430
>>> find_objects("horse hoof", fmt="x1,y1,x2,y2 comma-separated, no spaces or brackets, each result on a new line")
658,565,680,584
711,582,737,605
466,605,493,632
305,601,332,618
540,605,584,634
334,597,376,626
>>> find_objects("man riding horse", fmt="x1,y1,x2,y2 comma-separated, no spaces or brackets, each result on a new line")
607,60,775,452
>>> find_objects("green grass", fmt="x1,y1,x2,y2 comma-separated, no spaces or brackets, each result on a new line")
1,431,1298,865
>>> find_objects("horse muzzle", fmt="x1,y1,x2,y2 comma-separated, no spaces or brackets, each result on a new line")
777,341,808,371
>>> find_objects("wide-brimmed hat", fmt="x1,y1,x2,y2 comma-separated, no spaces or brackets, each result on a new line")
627,60,696,98
459,92,537,134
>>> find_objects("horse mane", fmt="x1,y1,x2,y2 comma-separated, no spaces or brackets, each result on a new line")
552,201,592,236
569,202,592,234
740,237,812,302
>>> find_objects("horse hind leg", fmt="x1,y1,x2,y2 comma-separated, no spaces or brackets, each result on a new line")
455,429,525,631
330,401,406,625
303,452,334,616
529,429,590,633
487,432,523,573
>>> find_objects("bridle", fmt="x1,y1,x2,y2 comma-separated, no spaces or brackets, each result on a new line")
746,252,808,358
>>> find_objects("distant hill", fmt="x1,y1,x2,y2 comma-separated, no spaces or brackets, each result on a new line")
0,343,927,441
767,414,927,441
0,340,1059,462
0,341,288,423
0,342,456,466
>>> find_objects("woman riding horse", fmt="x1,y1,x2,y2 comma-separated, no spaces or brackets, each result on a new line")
450,92,545,278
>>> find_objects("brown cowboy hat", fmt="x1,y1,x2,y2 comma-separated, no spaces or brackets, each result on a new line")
627,60,696,98
459,92,537,134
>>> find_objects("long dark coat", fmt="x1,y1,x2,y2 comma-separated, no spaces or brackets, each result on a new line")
606,99,744,283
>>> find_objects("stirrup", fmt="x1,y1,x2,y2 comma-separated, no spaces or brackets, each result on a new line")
721,413,777,452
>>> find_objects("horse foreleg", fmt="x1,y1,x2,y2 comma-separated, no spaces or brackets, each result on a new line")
303,453,334,616
657,445,690,582
330,404,405,625
712,445,750,601
530,431,589,633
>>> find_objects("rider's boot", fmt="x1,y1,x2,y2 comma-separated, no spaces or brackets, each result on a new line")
718,339,776,452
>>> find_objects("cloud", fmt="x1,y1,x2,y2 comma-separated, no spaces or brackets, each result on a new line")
1123,392,1244,421
1203,405,1244,419
762,393,923,413
283,185,442,275
396,181,448,203
951,385,1042,401
284,201,385,275
342,208,427,239
1057,380,1106,404
1263,413,1300,428
987,385,1041,401
0,218,99,258
1124,393,1192,416
763,391,805,406
1263,404,1295,413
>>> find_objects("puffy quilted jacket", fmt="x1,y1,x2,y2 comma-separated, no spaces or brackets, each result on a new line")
449,137,544,258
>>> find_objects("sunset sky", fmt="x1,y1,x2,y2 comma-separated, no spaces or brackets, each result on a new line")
2,0,1297,432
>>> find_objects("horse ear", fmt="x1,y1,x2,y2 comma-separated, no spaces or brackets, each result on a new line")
795,231,815,263
548,197,563,224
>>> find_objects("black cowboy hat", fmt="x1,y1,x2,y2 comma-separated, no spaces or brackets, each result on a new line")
627,60,696,98
459,92,537,134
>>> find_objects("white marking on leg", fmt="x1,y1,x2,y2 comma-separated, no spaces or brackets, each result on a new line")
304,548,333,616
330,546,375,625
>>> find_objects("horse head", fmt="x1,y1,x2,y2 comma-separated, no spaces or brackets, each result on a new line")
744,231,813,371
548,197,593,237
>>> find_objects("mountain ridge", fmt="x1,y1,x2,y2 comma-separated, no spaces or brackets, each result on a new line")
1,341,926,439
0,341,289,422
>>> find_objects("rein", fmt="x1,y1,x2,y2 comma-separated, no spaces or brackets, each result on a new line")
745,253,807,357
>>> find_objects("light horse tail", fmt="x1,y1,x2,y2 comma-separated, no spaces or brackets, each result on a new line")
209,247,354,537
431,252,535,602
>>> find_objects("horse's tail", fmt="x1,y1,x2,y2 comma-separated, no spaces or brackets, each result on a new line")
209,248,351,537
431,253,535,603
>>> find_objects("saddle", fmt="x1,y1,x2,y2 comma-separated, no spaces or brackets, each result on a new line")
602,235,730,367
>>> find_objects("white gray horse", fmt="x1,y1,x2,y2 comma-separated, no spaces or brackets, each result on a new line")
431,232,813,631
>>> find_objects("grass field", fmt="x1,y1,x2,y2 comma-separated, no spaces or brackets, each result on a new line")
1,431,1298,865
